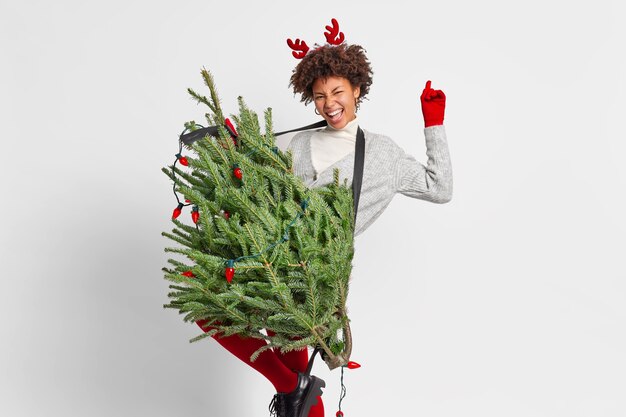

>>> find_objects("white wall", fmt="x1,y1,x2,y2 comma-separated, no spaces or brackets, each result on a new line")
1,0,625,416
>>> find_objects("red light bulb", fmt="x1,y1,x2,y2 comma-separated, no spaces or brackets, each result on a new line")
176,153,189,166
172,203,184,219
191,206,199,224
233,166,242,180
346,361,361,369
225,260,235,283
225,267,234,283
181,271,195,278
225,118,238,137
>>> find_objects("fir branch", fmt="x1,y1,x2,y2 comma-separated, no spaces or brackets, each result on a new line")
305,266,319,323
187,87,212,109
228,188,280,235
164,258,191,270
264,108,274,145
162,270,204,290
162,231,193,249
279,336,317,354
168,285,194,292
191,125,229,160
194,144,229,187
171,164,209,190
171,228,194,244
249,343,274,362
190,329,218,343
200,68,224,121
171,218,200,236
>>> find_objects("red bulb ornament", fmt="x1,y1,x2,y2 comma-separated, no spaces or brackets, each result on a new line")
172,203,184,219
233,165,242,180
346,361,361,369
176,153,189,166
191,206,199,224
225,118,238,140
181,271,195,278
225,260,235,283
336,412,344,417
225,267,234,283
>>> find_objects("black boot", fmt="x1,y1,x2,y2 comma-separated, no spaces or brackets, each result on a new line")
268,392,287,417
268,348,325,417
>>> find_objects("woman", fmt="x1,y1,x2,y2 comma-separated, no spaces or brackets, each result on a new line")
198,19,452,417
287,41,452,239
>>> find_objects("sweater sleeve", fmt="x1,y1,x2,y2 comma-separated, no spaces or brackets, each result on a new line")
286,131,314,183
393,125,453,203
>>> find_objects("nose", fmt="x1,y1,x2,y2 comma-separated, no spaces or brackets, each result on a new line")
323,97,336,109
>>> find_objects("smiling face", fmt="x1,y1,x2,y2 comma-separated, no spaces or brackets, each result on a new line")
312,76,361,129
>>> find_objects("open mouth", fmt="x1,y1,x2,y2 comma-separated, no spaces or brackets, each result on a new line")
326,108,343,123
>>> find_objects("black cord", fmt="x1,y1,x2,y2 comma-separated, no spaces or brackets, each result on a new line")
338,365,347,414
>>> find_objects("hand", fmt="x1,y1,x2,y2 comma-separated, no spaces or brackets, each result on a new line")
420,80,446,127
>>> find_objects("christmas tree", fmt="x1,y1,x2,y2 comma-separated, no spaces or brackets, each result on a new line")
162,69,355,369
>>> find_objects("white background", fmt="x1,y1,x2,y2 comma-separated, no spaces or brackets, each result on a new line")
2,0,625,416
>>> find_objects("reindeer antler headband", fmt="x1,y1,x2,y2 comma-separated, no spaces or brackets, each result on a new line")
287,18,345,59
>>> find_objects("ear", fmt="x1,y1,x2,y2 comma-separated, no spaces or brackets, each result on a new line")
353,85,361,99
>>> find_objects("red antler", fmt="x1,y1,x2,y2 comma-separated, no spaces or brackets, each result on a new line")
287,38,310,59
324,18,345,45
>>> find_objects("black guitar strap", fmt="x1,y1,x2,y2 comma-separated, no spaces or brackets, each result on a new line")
353,127,365,223
180,120,366,224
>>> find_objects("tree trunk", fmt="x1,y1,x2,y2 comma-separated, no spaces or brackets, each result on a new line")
321,317,352,370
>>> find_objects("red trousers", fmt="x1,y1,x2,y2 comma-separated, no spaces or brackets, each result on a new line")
196,320,324,416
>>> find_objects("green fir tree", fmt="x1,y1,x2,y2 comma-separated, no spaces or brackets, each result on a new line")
162,69,355,369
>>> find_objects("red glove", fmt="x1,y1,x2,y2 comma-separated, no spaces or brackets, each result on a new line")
420,80,446,127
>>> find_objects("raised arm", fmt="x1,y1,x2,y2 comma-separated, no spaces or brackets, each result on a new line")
394,80,452,203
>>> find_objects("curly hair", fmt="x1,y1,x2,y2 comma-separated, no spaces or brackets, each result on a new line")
289,43,373,107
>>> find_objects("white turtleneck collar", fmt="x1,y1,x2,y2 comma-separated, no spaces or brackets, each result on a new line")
324,116,360,137
310,117,360,176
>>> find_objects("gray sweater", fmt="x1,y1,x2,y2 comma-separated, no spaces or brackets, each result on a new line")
287,125,453,237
